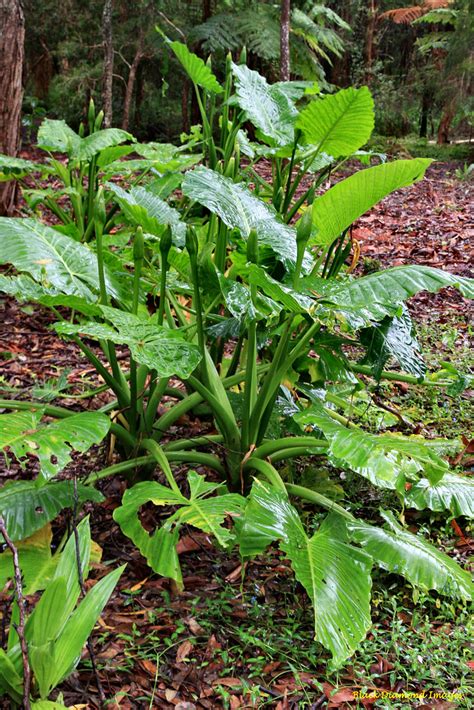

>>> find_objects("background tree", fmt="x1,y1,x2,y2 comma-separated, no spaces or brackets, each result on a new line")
280,0,291,79
0,0,25,216
101,0,114,127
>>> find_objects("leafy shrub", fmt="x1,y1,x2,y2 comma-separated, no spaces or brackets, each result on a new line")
0,39,472,685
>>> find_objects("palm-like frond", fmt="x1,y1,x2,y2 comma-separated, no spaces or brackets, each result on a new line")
188,3,348,80
190,13,241,53
380,0,451,25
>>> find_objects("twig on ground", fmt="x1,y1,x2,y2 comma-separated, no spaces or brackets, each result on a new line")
0,516,31,710
72,476,107,706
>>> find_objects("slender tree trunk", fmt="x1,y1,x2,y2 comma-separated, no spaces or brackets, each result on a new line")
134,62,145,132
437,100,456,144
0,0,25,216
419,90,431,138
280,0,291,81
122,40,144,131
102,0,114,127
364,0,377,85
202,0,212,22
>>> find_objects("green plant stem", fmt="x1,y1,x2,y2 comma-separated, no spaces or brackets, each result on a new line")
226,334,244,378
187,375,240,445
215,222,228,272
253,437,328,460
44,197,73,224
72,336,129,408
348,363,451,386
164,434,224,451
285,483,354,521
194,84,217,167
86,156,98,227
152,365,270,441
95,233,108,307
243,457,287,493
84,455,153,483
282,131,301,214
166,290,188,328
84,448,225,485
268,447,326,463
285,185,315,223
141,438,181,495
165,451,225,475
248,318,294,441
144,377,169,433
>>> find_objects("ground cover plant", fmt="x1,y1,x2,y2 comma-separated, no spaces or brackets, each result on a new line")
0,40,473,708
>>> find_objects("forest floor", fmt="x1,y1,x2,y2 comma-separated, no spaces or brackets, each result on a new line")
0,160,473,709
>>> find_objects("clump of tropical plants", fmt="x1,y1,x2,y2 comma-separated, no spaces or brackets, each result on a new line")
0,36,472,705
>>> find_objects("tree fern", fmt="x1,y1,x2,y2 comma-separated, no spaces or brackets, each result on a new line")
190,13,241,54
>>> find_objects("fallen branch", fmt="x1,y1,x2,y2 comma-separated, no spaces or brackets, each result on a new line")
0,516,31,710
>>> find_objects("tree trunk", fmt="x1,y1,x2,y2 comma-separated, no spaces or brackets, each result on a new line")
419,90,431,138
0,0,25,216
280,0,291,81
122,40,144,132
202,0,212,22
437,100,456,144
101,0,114,128
364,0,377,85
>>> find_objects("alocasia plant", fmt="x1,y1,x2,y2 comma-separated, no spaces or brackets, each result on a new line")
0,44,472,670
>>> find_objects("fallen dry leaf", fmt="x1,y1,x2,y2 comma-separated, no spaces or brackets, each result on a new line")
176,640,194,663
212,677,242,688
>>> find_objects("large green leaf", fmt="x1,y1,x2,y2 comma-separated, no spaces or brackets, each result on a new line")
0,649,23,703
0,525,56,593
0,274,101,316
312,159,432,245
182,166,297,265
132,142,200,172
295,407,449,488
55,306,202,378
231,63,298,147
42,564,125,693
239,481,372,668
404,473,474,517
167,40,223,93
46,516,92,626
303,265,474,325
296,86,374,157
0,409,110,482
108,183,185,245
360,307,426,380
0,218,123,301
37,119,133,159
37,119,81,154
349,510,473,599
0,155,47,181
0,480,103,542
247,264,313,313
114,471,244,587
31,697,69,709
71,128,134,161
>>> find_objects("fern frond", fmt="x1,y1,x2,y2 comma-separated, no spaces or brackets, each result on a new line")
292,8,345,64
413,7,458,24
415,33,450,54
190,13,241,53
236,7,281,61
305,3,352,32
380,0,452,25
